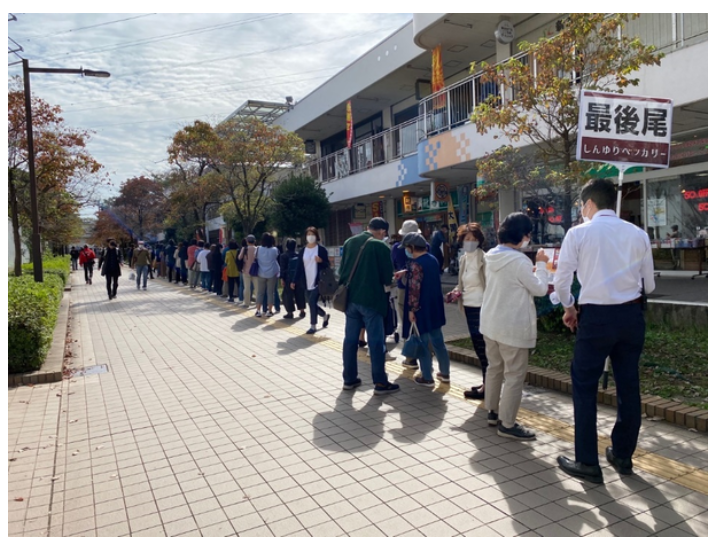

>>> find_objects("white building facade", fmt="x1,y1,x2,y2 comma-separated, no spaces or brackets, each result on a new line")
267,13,707,270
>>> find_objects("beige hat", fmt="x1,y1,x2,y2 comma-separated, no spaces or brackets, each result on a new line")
398,219,420,235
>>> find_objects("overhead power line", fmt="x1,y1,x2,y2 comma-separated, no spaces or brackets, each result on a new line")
37,13,288,61
21,13,157,41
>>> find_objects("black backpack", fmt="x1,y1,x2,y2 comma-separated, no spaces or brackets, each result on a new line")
318,267,339,297
287,255,299,283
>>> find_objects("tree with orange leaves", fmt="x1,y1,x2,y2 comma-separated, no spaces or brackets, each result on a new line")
8,76,106,275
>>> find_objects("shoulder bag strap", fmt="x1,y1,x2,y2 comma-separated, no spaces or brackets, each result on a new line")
344,237,372,288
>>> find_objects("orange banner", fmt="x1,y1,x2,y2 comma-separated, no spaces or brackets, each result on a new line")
346,100,353,148
432,45,446,109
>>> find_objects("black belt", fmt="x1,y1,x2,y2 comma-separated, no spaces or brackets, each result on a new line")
621,297,643,305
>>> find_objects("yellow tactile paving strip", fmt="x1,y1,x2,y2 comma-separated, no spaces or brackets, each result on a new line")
186,287,708,496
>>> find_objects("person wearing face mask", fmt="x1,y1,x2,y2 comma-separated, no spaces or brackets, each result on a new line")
449,223,489,400
480,212,549,440
292,227,330,333
401,233,451,387
554,179,654,484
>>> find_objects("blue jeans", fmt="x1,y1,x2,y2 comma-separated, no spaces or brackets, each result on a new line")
136,265,148,288
306,287,326,326
201,271,211,290
417,328,451,382
343,302,388,386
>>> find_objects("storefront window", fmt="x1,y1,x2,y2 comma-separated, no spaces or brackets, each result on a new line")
646,171,708,242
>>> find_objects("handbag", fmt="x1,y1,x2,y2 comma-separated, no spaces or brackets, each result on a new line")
192,260,202,273
249,250,259,277
401,322,425,359
333,237,371,313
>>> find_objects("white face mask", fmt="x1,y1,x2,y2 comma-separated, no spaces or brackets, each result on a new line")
463,241,479,253
520,239,530,249
306,235,317,244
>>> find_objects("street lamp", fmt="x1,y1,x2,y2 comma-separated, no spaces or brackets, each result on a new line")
22,59,110,282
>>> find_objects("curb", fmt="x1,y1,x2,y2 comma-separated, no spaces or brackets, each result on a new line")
8,281,70,387
445,342,708,433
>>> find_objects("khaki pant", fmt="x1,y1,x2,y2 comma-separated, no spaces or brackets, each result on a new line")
484,336,530,429
242,273,256,305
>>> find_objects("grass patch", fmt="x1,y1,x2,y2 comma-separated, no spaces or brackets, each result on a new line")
449,324,708,410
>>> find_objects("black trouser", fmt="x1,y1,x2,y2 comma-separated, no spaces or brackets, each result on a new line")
282,282,306,314
572,303,645,466
84,263,94,282
227,276,240,300
106,274,119,297
464,306,489,380
214,269,223,295
167,265,174,282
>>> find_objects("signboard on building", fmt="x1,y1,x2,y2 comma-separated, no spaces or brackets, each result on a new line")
371,201,384,218
577,90,673,169
353,203,367,220
647,198,667,227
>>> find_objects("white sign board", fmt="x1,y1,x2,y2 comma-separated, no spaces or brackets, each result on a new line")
577,90,673,170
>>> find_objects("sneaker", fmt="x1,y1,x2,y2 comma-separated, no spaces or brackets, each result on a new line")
373,382,400,395
497,422,536,441
255,311,262,318
436,373,450,384
414,376,435,388
227,298,234,302
402,359,419,369
464,385,485,400
384,352,397,362
299,311,306,319
283,313,294,319
358,340,367,348
266,311,274,318
343,378,362,391
487,411,500,426
306,327,317,335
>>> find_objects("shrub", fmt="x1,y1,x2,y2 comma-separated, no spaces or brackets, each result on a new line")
8,273,65,374
21,256,71,285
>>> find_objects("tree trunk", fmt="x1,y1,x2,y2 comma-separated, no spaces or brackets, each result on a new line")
10,181,23,276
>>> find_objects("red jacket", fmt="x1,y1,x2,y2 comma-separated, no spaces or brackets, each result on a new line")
79,248,96,265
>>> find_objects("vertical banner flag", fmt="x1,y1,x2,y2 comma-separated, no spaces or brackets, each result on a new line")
431,45,445,108
346,100,354,148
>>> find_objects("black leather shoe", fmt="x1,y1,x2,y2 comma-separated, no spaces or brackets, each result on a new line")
606,446,633,475
557,455,603,484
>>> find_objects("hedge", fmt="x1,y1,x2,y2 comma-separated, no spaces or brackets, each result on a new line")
9,257,70,374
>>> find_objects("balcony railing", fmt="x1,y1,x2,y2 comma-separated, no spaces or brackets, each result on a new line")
418,51,529,139
418,13,707,141
305,116,422,183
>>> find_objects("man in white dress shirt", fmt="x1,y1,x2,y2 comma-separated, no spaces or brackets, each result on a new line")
553,178,655,484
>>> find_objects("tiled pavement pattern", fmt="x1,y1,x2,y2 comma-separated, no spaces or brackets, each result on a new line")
7,272,708,537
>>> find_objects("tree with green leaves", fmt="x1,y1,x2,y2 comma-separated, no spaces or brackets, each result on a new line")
472,13,664,234
211,117,305,236
268,174,331,237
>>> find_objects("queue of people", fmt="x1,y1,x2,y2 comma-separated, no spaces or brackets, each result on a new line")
78,179,653,483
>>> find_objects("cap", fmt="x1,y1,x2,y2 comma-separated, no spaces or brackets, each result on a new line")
398,219,419,235
400,233,428,249
246,235,256,243
368,217,389,231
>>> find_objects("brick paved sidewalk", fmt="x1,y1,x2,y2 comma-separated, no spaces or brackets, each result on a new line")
7,271,708,537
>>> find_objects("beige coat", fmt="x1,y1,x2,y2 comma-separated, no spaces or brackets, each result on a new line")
455,249,486,314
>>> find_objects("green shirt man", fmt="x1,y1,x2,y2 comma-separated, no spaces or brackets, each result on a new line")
339,220,394,317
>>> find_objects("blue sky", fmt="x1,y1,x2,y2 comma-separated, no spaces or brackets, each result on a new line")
7,11,413,216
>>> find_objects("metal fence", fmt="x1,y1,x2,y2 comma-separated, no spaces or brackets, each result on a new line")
305,117,421,183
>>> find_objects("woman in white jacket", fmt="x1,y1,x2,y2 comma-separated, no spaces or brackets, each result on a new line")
480,212,549,441
448,223,490,400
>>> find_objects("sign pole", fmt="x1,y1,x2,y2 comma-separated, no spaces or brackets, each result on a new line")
601,165,627,390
